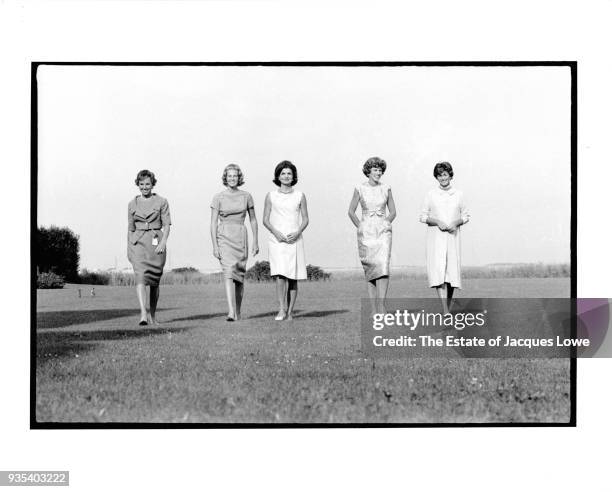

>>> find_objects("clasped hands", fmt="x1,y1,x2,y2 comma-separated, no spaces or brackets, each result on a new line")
433,218,459,233
274,231,300,244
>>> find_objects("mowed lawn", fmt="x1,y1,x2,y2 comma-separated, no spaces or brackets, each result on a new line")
36,278,571,424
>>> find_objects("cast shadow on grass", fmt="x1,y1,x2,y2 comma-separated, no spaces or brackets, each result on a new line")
168,312,227,322
36,326,195,363
36,308,172,330
247,310,303,320
297,309,350,318
246,309,349,319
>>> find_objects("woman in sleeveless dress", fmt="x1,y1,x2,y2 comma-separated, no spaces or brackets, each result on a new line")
127,169,171,325
419,162,469,314
348,157,396,314
263,161,309,321
211,164,259,321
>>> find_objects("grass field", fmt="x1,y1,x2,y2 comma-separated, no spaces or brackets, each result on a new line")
36,278,571,424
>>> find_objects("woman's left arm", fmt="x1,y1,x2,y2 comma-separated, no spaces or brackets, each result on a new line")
287,194,309,243
447,193,470,232
156,198,171,254
386,188,397,223
247,194,259,255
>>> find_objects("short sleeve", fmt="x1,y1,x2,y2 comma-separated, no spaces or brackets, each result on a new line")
246,193,255,210
127,200,136,232
459,192,470,225
419,192,431,224
161,198,172,226
210,194,220,211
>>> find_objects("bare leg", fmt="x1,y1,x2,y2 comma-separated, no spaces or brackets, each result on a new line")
376,276,389,314
447,283,455,312
235,281,244,320
367,280,377,314
286,280,298,319
435,284,449,315
224,278,237,319
149,285,160,324
136,284,148,324
275,276,288,320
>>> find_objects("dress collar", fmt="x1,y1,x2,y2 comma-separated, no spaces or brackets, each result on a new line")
435,186,455,195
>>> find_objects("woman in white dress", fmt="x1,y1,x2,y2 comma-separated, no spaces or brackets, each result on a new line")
348,157,396,314
263,161,309,321
419,162,470,314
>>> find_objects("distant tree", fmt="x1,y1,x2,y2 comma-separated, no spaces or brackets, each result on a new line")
245,261,331,282
37,226,80,282
37,271,65,289
306,264,331,281
171,267,200,273
246,261,272,282
78,269,110,285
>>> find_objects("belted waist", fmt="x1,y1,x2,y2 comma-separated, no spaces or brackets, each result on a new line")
134,221,163,231
362,209,386,218
219,218,245,225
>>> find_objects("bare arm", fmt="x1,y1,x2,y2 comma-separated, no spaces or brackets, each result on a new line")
287,193,310,244
247,203,259,256
262,193,286,242
348,188,360,228
386,189,397,223
210,208,220,259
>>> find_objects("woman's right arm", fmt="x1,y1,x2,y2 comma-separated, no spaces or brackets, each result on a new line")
347,189,360,228
210,208,220,259
419,194,447,231
262,193,285,242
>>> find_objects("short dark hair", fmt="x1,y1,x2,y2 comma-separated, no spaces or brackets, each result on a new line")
362,157,387,177
222,164,245,187
273,160,298,186
433,162,454,178
135,169,157,186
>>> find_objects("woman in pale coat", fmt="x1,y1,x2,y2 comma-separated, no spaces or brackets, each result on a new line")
420,162,469,314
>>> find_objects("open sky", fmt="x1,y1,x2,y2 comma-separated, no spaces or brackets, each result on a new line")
37,65,571,271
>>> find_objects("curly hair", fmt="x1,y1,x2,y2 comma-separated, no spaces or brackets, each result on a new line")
134,169,157,186
222,164,245,187
273,160,298,186
433,161,454,178
362,157,387,177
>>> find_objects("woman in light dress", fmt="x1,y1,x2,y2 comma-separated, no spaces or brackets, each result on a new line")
419,162,470,314
263,161,309,321
127,169,171,326
348,157,396,313
210,164,259,321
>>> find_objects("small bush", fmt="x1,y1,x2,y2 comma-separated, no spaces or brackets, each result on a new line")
79,269,111,285
37,271,65,289
245,261,331,282
307,264,331,281
246,261,272,282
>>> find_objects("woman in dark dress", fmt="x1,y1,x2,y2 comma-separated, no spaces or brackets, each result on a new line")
127,170,171,325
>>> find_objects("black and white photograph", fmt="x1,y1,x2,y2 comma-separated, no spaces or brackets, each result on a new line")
34,63,573,425
3,1,612,491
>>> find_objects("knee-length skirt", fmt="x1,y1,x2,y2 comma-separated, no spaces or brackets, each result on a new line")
358,216,392,281
128,230,166,286
217,222,248,283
